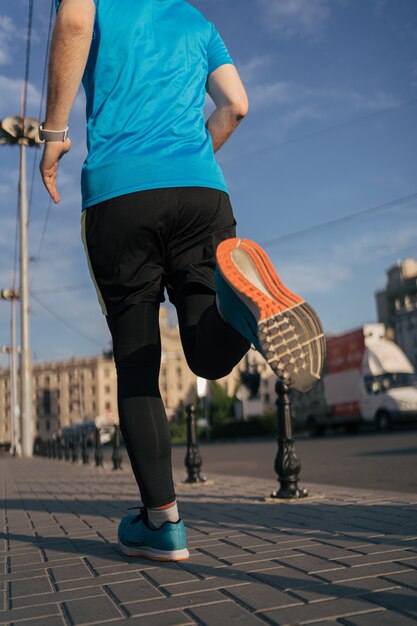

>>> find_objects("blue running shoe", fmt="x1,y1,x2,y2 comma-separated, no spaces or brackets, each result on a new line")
216,238,325,393
118,508,189,562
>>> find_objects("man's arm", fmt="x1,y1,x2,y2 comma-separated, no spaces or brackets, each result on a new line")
206,64,249,153
40,0,95,203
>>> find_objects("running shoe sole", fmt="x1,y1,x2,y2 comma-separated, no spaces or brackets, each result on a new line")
216,238,325,393
118,539,190,562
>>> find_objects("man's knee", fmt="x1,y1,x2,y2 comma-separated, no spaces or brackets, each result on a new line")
187,359,234,381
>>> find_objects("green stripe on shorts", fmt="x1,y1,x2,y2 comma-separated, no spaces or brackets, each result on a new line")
81,210,108,316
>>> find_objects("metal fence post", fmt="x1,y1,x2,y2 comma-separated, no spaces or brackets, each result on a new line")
94,427,104,467
57,436,63,461
64,434,70,461
71,432,79,464
81,430,89,465
183,404,206,483
112,425,123,470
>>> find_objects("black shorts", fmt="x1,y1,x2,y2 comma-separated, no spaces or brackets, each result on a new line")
81,187,237,316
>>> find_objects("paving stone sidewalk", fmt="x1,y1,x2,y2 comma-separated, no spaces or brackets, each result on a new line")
1,454,417,626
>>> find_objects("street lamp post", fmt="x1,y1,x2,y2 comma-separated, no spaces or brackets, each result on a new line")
1,288,21,455
0,115,42,457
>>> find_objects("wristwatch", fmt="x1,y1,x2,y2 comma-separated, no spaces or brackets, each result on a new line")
39,122,69,142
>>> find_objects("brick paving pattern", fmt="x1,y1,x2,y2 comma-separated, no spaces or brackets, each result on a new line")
1,455,416,625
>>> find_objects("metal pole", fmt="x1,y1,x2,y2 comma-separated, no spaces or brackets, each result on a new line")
10,298,21,456
19,141,33,457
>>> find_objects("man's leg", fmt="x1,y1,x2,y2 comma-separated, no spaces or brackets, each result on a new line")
107,301,176,509
174,284,250,380
82,192,189,560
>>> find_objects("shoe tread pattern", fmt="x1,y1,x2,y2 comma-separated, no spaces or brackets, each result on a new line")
216,238,326,393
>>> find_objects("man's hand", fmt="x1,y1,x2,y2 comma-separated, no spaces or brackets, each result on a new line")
39,139,72,203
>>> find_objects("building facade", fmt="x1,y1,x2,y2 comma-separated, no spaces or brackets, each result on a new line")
376,258,417,367
1,308,271,447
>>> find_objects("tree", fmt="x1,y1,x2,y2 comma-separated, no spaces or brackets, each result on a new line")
209,381,234,427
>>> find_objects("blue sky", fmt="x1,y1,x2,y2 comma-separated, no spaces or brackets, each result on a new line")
0,0,416,365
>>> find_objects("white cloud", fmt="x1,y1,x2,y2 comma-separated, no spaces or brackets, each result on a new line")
229,60,402,152
0,15,15,65
0,74,40,118
236,55,273,84
247,81,295,109
278,261,350,294
0,14,32,67
258,0,332,40
264,217,417,299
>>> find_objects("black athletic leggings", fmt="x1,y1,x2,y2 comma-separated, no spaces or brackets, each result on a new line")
106,287,249,508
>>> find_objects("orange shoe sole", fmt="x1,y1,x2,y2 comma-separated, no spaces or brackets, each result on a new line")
216,238,325,392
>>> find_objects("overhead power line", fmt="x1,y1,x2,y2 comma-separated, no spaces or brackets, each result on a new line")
260,191,417,248
31,293,104,348
243,97,417,160
22,0,34,121
30,198,52,288
28,0,55,224
33,283,92,295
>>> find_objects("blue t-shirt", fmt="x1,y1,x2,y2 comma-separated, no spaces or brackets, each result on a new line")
57,0,233,209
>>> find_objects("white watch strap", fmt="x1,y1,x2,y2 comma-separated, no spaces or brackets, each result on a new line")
39,123,69,142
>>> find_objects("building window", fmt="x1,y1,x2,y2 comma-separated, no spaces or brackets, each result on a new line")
105,385,111,394
105,401,111,411
104,368,110,378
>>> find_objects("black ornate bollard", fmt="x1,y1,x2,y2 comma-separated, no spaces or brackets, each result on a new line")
112,425,123,470
183,404,206,483
47,440,53,459
52,439,57,459
64,434,70,461
270,379,308,499
71,432,79,463
94,427,104,467
57,436,63,461
81,430,89,465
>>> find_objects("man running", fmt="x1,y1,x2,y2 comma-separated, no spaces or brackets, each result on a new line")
40,0,325,562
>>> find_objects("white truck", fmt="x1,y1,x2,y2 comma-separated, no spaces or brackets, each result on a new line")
295,323,417,435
